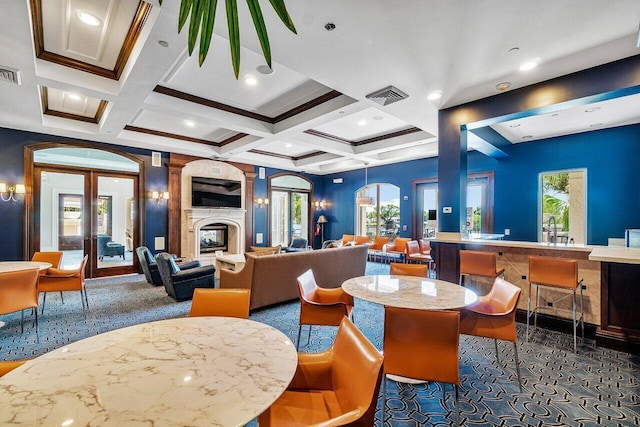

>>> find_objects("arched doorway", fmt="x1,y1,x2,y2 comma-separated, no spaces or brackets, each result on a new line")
25,143,144,278
268,174,313,247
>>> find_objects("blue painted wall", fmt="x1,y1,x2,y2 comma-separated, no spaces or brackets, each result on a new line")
320,123,640,246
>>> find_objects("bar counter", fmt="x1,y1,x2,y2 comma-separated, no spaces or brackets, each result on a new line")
430,235,640,353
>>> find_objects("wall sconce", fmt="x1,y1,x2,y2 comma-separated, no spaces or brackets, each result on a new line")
314,200,327,210
254,197,269,208
150,191,169,203
0,183,25,202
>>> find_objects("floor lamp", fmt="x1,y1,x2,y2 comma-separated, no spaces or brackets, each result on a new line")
317,215,328,246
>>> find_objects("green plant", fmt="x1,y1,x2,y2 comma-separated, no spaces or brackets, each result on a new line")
159,0,297,78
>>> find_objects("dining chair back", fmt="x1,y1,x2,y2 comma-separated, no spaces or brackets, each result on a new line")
459,249,505,287
383,307,461,426
0,360,28,377
527,256,584,353
389,262,428,277
258,317,383,426
0,268,39,334
189,288,250,318
296,269,354,349
340,234,355,246
460,277,523,391
31,251,63,276
354,235,371,245
38,255,89,316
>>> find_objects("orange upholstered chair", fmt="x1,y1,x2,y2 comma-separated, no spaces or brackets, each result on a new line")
354,235,371,245
390,262,428,277
527,256,584,353
383,307,461,426
460,277,523,392
189,288,250,319
418,238,435,272
384,237,411,263
459,250,504,287
296,269,354,349
39,255,89,316
258,317,384,427
0,360,28,377
340,234,355,246
406,240,432,264
367,236,390,262
0,269,39,334
31,251,63,276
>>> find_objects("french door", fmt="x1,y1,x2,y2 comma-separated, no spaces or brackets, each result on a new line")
270,190,309,247
33,165,138,278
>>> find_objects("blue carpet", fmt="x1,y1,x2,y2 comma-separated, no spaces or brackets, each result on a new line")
1,262,639,426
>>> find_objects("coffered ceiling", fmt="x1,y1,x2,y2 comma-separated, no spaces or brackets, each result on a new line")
0,0,639,174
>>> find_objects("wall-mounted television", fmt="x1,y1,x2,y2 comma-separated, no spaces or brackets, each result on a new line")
191,177,242,208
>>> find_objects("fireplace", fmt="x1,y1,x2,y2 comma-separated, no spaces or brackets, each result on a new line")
199,223,228,253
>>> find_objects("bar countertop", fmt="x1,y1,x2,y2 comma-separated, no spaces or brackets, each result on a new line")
588,246,640,264
430,233,596,253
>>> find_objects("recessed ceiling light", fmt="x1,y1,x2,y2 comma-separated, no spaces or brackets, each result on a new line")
245,75,257,85
585,107,601,113
373,116,384,121
183,119,195,127
519,61,538,71
158,40,169,48
67,93,81,101
551,113,559,117
508,47,520,54
427,91,442,101
357,119,367,126
496,82,511,91
589,123,604,128
76,11,101,27
522,135,533,140
509,123,521,128
256,65,274,75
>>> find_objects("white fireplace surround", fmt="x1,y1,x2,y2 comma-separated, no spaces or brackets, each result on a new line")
184,208,245,264
180,160,247,265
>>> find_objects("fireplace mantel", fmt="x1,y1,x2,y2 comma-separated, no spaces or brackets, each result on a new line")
183,208,246,264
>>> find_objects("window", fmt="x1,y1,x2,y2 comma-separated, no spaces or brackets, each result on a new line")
539,170,586,244
356,184,400,238
269,174,312,247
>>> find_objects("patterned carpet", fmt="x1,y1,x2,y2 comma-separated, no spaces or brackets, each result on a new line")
1,263,639,426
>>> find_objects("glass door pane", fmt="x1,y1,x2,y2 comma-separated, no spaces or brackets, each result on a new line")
39,171,86,269
97,176,134,269
271,190,289,246
292,192,308,241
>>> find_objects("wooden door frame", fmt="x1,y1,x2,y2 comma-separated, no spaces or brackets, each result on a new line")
25,142,145,278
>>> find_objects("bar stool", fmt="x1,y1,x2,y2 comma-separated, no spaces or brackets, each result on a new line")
527,256,584,353
458,250,505,288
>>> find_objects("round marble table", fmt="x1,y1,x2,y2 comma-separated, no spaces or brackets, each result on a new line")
342,274,478,310
0,317,298,426
0,261,51,273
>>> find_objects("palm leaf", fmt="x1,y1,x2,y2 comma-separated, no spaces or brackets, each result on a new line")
178,0,195,32
226,0,240,78
199,0,218,65
246,0,271,68
187,0,205,55
268,0,296,34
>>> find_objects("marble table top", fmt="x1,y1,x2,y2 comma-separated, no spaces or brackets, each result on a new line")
0,317,298,426
342,275,478,310
0,261,51,273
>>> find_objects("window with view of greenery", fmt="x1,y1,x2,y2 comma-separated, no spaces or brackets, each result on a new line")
356,184,400,239
540,170,586,244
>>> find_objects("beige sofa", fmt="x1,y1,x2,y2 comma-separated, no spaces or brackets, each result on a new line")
219,244,368,310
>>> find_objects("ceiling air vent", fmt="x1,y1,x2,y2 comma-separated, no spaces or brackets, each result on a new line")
0,66,22,85
365,85,408,106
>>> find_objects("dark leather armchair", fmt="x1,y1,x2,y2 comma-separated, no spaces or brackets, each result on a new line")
97,234,125,260
155,253,216,300
283,237,309,253
136,247,200,286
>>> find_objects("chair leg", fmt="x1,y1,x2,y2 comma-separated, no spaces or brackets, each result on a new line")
382,375,387,425
60,291,64,304
20,309,24,334
513,341,523,393
580,284,585,346
84,288,90,310
296,324,303,350
494,339,500,363
80,291,86,319
526,285,531,342
534,283,539,329
454,384,460,427
572,291,577,353
41,292,47,315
